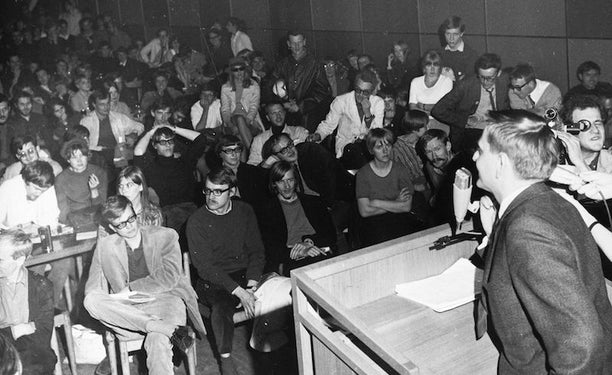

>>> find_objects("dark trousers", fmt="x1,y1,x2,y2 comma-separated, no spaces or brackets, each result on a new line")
195,270,246,355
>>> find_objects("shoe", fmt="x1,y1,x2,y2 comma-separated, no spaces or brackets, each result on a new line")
94,357,111,375
170,325,193,353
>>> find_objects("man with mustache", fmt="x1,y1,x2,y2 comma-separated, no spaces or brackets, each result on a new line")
417,128,482,226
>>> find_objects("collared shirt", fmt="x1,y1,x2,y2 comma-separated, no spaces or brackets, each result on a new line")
445,40,465,52
0,268,29,329
527,79,549,104
0,175,60,229
190,99,223,130
498,183,534,218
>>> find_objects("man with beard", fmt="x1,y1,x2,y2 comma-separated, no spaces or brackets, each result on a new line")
247,101,309,166
417,128,482,226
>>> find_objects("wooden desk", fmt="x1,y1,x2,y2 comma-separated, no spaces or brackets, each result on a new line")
291,224,498,375
25,237,96,277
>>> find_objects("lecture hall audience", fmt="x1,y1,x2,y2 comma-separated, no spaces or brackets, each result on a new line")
1,4,612,374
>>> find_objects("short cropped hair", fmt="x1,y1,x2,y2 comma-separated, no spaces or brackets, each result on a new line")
21,160,55,188
484,109,558,180
0,93,9,105
64,125,90,142
577,61,601,77
60,138,90,162
365,128,395,154
101,195,132,223
215,134,243,156
150,97,173,113
475,53,502,73
400,110,429,134
560,94,605,124
354,69,378,87
441,16,466,32
0,229,33,259
509,63,536,83
206,166,237,188
88,89,109,108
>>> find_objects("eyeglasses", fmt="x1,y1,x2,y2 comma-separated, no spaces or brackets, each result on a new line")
478,74,497,83
510,80,533,91
155,138,174,146
17,148,37,158
274,143,295,156
355,88,372,96
221,146,243,156
231,66,245,72
112,214,137,229
203,187,231,196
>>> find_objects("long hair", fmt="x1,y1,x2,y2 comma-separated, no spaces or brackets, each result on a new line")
227,57,253,90
117,166,163,225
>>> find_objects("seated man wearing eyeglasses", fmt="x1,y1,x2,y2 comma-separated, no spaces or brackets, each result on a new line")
186,167,265,375
308,70,384,160
0,135,63,186
133,103,207,231
431,53,509,153
508,63,562,117
85,195,206,375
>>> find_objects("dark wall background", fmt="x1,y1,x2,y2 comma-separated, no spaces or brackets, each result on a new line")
78,0,612,92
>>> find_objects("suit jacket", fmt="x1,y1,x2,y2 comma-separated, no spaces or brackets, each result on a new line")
479,182,612,374
315,90,385,158
258,193,336,273
85,225,205,334
0,271,56,374
431,74,509,151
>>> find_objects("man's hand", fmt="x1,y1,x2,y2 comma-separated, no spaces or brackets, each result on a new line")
575,171,612,200
556,132,588,170
88,174,100,190
261,154,280,169
234,287,256,319
479,196,497,237
360,96,371,114
549,165,582,187
284,100,299,113
386,53,394,69
306,133,321,143
290,242,326,260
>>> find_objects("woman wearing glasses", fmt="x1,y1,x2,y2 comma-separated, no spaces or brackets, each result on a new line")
212,134,268,208
220,57,264,160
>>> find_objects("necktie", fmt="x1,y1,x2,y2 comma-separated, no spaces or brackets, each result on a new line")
486,88,496,111
527,95,535,109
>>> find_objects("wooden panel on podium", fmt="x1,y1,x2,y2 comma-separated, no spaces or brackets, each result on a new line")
291,223,499,375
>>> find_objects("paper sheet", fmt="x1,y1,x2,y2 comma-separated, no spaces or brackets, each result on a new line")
395,258,483,312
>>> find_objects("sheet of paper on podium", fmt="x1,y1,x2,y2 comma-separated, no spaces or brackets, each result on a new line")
395,258,483,312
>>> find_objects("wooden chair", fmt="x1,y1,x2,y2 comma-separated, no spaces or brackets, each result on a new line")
104,252,197,375
51,279,79,375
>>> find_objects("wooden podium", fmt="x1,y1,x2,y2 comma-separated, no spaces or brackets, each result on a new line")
290,224,498,375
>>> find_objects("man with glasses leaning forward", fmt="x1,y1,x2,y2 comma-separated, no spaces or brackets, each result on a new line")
85,195,205,375
186,167,265,375
432,53,509,153
508,63,562,117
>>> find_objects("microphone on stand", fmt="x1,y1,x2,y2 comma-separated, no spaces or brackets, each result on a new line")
453,168,473,232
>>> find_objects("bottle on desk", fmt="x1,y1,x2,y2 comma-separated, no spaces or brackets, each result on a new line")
38,225,54,253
